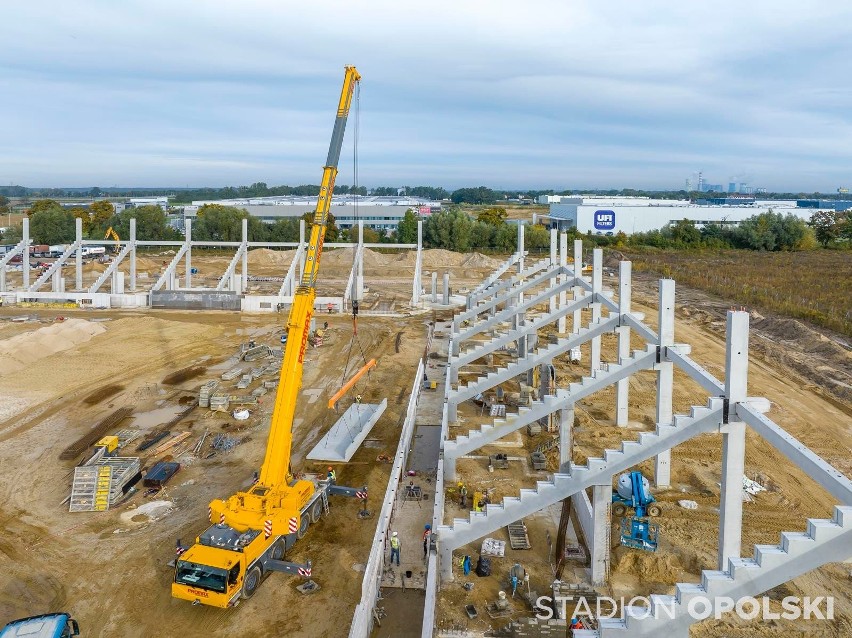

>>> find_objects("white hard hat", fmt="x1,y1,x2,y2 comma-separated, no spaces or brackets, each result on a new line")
392,531,398,537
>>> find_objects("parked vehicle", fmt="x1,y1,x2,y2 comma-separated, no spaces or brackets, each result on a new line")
0,613,79,638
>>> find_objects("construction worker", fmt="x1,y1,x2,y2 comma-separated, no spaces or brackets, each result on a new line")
458,482,468,508
570,618,585,630
355,394,362,405
327,302,334,314
389,531,401,566
474,499,485,513
423,524,431,559
327,466,336,483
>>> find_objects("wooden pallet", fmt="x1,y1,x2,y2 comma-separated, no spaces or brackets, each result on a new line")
507,521,531,550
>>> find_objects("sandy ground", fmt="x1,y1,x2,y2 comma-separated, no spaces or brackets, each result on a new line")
0,308,431,637
436,266,852,636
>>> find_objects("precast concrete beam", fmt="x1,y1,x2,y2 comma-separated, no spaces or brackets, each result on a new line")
444,346,658,463
718,311,749,571
438,401,725,565
468,252,522,307
449,292,594,383
276,244,305,297
88,243,132,292
466,257,547,311
453,264,565,333
736,402,852,505
447,315,621,420
29,241,82,292
152,244,189,291
452,272,576,354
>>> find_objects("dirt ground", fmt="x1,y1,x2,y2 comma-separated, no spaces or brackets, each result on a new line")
0,306,434,637
436,264,852,636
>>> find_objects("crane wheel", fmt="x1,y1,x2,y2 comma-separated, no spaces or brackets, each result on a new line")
310,500,324,524
647,504,662,517
270,540,285,561
242,566,262,599
296,515,310,539
612,503,627,517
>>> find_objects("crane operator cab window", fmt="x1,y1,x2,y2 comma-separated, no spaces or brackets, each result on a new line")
228,563,241,586
175,560,228,593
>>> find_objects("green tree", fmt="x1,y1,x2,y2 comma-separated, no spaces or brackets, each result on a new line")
396,209,418,243
69,207,92,234
525,224,550,253
26,199,62,217
451,186,496,205
266,218,301,242
2,224,23,244
476,207,508,226
29,207,76,244
666,219,701,246
89,201,115,235
423,209,474,251
109,205,180,241
194,204,268,241
808,210,841,247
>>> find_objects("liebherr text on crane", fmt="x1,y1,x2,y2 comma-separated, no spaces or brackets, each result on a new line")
171,65,365,608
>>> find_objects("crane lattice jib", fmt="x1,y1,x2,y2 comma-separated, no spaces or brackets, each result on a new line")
258,65,361,488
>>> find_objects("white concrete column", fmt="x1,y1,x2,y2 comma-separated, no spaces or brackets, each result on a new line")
719,311,749,571
590,484,611,586
51,268,62,293
412,220,423,304
112,270,125,294
572,240,582,334
241,218,248,291
74,217,82,291
21,217,31,290
442,272,450,305
590,248,603,372
558,233,568,334
655,279,675,488
129,218,137,291
558,390,574,473
615,261,632,426
431,272,438,302
184,218,192,289
517,223,525,273
549,229,557,314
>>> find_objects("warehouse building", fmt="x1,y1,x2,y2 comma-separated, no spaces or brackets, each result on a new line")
185,195,441,231
539,195,812,235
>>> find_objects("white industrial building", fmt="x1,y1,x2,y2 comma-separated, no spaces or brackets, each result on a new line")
538,195,811,235
184,195,441,231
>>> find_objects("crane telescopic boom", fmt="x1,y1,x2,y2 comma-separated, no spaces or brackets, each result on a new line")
172,66,363,608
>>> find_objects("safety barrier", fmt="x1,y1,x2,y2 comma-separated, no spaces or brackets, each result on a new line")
348,358,425,638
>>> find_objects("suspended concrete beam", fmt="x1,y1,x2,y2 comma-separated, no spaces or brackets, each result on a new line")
306,399,387,463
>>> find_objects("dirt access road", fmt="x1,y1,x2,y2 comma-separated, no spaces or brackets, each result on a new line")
0,307,429,637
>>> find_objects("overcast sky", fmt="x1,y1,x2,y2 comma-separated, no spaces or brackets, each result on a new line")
2,1,851,191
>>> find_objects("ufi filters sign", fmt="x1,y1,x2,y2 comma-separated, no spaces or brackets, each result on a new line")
594,210,616,231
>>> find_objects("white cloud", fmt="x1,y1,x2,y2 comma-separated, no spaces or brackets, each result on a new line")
1,0,851,190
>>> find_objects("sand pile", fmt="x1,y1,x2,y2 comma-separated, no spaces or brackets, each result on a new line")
0,319,107,376
246,248,297,267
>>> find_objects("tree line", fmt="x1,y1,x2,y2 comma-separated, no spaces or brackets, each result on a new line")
2,199,848,254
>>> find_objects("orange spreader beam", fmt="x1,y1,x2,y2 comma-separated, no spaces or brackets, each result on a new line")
328,358,377,409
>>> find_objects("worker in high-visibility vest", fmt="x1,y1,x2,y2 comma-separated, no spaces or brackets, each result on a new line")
355,394,362,405
327,466,336,483
389,531,401,566
458,482,468,508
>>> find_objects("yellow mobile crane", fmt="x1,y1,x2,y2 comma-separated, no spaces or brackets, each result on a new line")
172,66,364,608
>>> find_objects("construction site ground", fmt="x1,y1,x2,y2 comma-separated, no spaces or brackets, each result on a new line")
0,248,849,637
436,266,852,637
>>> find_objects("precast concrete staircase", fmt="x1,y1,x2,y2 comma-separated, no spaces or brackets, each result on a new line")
445,345,659,460
465,258,551,310
452,293,593,370
449,316,622,406
438,398,726,549
571,505,852,637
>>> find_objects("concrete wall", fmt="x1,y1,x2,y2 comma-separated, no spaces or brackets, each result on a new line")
15,291,113,308
150,290,240,310
349,360,425,638
241,295,344,313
